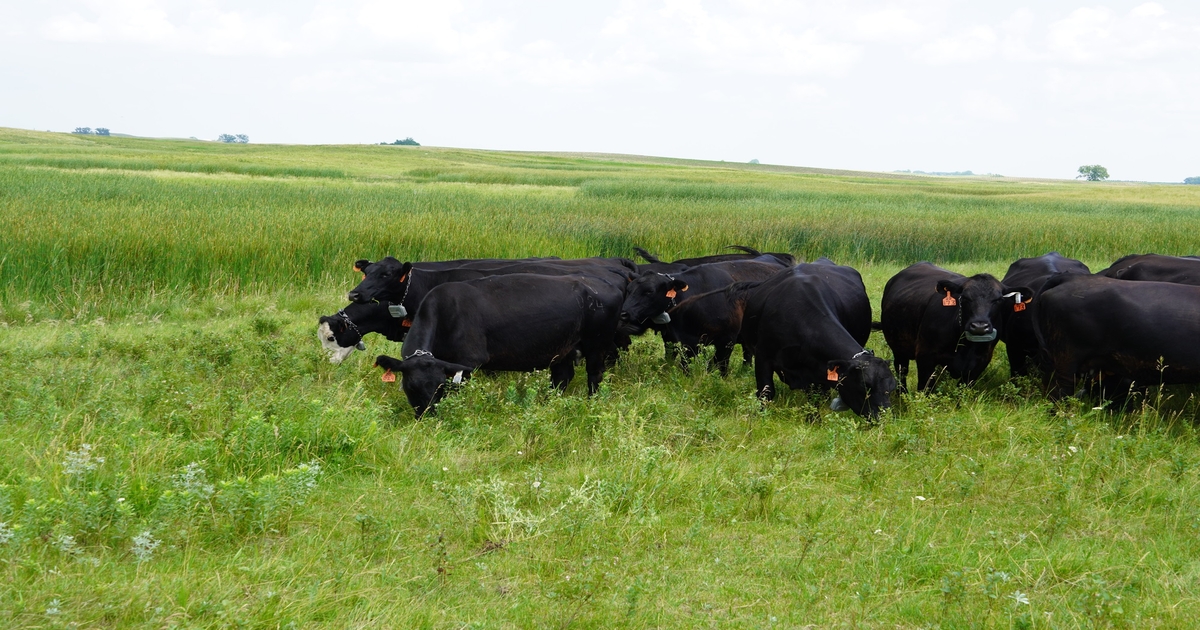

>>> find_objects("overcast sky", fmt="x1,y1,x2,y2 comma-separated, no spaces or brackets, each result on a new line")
2,1,1198,181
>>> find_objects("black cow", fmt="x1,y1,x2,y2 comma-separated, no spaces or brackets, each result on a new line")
658,284,755,375
737,260,895,418
881,263,1030,392
1098,253,1200,286
619,258,791,329
372,273,624,416
1034,273,1200,400
999,252,1091,376
348,256,636,306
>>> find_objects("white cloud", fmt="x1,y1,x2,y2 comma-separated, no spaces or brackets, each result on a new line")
960,90,1017,122
42,0,176,44
913,26,998,64
788,83,827,102
1130,3,1166,18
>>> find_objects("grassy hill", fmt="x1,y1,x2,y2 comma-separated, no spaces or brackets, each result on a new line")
1,128,1199,627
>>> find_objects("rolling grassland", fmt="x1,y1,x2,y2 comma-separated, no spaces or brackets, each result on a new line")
2,127,1200,627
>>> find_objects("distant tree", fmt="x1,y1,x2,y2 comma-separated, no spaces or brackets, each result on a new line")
1077,165,1109,181
383,137,420,146
748,159,760,164
235,134,249,143
94,128,110,136
218,134,249,144
1185,176,1200,185
73,127,92,134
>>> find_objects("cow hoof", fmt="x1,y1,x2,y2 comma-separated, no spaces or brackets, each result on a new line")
830,397,850,412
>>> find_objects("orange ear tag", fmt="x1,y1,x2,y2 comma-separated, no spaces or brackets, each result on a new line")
381,370,396,383
401,319,412,328
942,291,957,307
1013,301,1027,312
827,367,839,382
361,273,366,281
398,274,407,283
665,289,677,299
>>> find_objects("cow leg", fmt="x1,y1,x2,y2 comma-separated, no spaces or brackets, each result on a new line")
549,359,575,391
678,343,700,374
916,358,938,392
1006,343,1028,378
893,357,911,394
710,342,734,377
584,349,606,395
755,353,776,401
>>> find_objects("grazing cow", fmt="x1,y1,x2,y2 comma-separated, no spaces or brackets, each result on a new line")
1098,253,1200,286
737,260,895,418
317,301,405,363
881,263,1030,392
1034,273,1200,401
657,284,755,375
1000,252,1091,376
633,245,792,274
619,258,791,329
373,273,624,416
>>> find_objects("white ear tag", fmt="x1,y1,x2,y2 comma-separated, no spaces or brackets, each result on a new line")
388,304,407,318
452,371,463,384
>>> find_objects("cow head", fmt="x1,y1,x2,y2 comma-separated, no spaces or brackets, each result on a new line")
317,310,367,364
375,353,472,417
827,353,897,419
935,275,1031,343
620,273,689,326
348,257,413,304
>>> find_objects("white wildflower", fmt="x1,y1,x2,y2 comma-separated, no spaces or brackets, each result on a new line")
54,533,80,555
0,522,13,544
46,599,61,616
1011,590,1030,605
172,462,214,500
915,495,927,501
131,530,161,562
63,444,104,476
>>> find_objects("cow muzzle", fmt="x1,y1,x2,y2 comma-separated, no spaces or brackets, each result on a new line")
964,322,997,343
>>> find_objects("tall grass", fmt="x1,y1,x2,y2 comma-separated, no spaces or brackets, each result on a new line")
2,130,1198,319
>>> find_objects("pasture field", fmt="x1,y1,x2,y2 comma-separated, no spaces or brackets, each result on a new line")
2,126,1200,627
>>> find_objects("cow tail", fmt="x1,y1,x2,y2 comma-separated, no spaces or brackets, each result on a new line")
725,245,763,256
633,247,662,263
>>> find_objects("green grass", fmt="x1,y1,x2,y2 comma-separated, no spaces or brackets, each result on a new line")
2,127,1200,627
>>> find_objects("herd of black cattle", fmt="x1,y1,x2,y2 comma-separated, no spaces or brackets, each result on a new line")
317,248,1200,419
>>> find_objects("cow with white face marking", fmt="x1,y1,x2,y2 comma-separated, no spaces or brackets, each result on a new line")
317,300,407,363
881,262,1030,392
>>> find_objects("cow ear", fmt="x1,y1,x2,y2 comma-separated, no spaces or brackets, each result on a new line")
442,363,473,378
672,279,690,292
374,354,405,372
935,279,965,296
826,359,853,382
354,259,373,273
1002,285,1033,302
398,261,413,283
